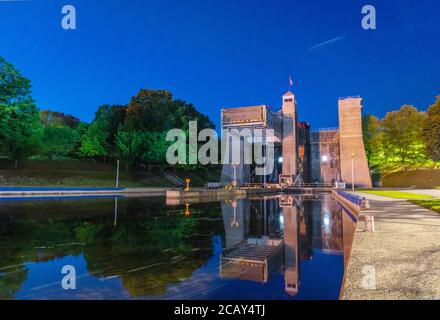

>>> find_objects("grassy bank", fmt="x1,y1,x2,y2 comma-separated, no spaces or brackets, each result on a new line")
358,190,433,199
409,200,440,214
382,169,440,188
0,160,221,188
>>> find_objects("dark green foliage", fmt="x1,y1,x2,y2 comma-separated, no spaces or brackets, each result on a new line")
40,110,80,129
115,127,143,170
0,57,42,167
41,126,79,159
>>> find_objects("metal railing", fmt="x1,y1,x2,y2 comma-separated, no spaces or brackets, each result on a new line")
339,95,361,100
162,170,186,187
318,127,339,132
205,182,338,190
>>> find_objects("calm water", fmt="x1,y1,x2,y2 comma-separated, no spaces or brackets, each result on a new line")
0,194,356,300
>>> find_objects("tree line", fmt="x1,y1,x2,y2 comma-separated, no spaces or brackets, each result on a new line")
1,56,439,174
0,56,214,169
363,98,440,177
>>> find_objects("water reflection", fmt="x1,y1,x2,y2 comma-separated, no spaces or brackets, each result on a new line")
0,194,355,300
219,195,345,297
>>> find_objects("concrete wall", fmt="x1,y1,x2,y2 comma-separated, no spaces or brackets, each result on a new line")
310,130,341,183
338,98,372,188
297,123,310,182
220,136,251,184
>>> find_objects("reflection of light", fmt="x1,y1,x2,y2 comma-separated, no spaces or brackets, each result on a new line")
279,214,284,225
278,157,283,163
322,155,328,162
323,208,330,233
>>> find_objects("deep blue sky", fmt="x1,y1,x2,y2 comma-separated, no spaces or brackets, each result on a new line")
1,0,439,130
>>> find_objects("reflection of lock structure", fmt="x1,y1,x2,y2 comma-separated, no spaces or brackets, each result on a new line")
185,178,191,191
230,200,239,227
280,195,293,208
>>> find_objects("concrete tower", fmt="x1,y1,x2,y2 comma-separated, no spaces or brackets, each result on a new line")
281,92,298,183
338,97,372,188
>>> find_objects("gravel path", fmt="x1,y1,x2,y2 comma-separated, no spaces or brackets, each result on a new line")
341,195,440,300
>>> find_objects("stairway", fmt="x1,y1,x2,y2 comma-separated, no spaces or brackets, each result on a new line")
162,169,186,187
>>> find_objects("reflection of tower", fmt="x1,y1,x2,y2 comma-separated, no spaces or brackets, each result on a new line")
280,195,299,296
321,195,343,253
221,199,250,249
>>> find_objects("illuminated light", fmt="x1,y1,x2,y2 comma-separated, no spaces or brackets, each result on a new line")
322,155,328,162
279,215,284,225
324,216,330,226
278,157,283,163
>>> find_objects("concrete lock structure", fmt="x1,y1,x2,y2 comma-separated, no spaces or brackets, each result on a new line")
220,90,372,188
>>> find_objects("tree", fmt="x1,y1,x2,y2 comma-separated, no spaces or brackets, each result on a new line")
123,89,215,168
422,95,440,163
39,109,85,159
140,131,170,164
77,121,108,159
41,126,78,159
381,105,427,170
362,114,383,169
78,105,125,160
124,89,214,132
40,110,80,129
115,127,143,170
124,90,174,132
0,57,42,167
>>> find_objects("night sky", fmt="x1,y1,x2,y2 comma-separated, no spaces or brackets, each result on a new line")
1,0,439,130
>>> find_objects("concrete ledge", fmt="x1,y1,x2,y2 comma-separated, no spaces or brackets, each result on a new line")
166,189,246,199
332,189,361,215
0,187,168,198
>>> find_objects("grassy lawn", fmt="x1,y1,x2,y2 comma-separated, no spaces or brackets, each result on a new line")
358,190,433,199
0,160,222,188
409,200,440,214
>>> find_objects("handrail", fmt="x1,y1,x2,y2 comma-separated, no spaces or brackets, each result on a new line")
317,127,339,132
162,169,186,187
339,95,361,100
206,182,337,189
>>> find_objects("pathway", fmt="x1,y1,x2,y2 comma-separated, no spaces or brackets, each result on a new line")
342,191,440,300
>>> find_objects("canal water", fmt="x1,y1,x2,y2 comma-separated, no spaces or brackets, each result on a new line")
0,194,356,300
